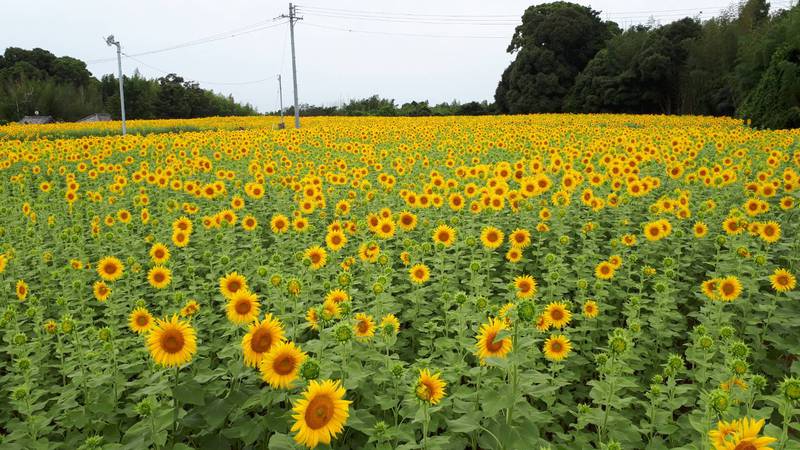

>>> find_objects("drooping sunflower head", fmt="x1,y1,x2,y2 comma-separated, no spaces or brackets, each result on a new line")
543,334,572,362
513,275,537,299
415,368,447,405
242,313,285,367
219,272,248,300
97,256,124,281
146,315,197,367
475,317,513,362
260,341,307,389
290,379,351,449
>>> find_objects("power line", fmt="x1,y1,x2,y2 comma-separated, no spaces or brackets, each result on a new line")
85,20,285,64
122,53,273,86
302,22,507,39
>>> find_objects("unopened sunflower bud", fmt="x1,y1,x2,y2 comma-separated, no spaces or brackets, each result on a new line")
781,377,800,402
709,389,729,414
300,359,320,381
335,323,353,343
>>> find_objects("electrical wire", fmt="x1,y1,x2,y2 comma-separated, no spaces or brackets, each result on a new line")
301,22,507,39
122,53,273,86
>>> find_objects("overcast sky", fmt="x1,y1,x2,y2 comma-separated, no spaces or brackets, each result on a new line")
3,0,791,112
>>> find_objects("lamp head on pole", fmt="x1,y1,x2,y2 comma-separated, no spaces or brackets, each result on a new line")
105,35,117,47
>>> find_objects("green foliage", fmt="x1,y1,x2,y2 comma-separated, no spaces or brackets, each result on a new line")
739,44,800,129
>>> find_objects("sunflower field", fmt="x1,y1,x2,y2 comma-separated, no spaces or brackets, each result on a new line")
0,114,799,450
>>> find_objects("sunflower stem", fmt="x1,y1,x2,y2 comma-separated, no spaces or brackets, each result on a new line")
172,366,180,444
506,319,519,426
422,401,430,450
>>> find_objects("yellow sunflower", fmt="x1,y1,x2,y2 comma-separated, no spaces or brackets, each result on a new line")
149,243,170,264
270,214,290,233
305,246,328,270
16,279,28,301
219,272,248,300
93,280,111,302
353,313,375,340
583,300,599,318
180,300,200,317
513,275,537,299
709,417,776,450
693,221,708,238
397,211,417,231
260,341,307,389
306,307,320,331
432,224,456,247
509,228,531,248
759,221,781,243
409,263,431,284
97,256,124,281
146,315,197,367
769,268,796,293
475,317,512,362
595,261,615,280
147,266,172,289
129,307,154,334
325,230,347,251
480,226,504,250
702,278,721,300
242,314,285,367
226,290,261,325
380,313,400,334
543,334,572,361
717,276,743,302
544,302,572,329
291,379,351,448
415,368,447,405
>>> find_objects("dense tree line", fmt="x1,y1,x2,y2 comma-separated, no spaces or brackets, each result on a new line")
496,0,800,129
281,95,495,117
0,47,257,124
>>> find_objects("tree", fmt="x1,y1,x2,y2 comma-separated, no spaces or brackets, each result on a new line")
495,2,614,113
740,43,800,129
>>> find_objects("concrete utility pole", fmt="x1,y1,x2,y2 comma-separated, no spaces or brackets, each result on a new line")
278,74,285,129
105,35,127,135
278,3,302,128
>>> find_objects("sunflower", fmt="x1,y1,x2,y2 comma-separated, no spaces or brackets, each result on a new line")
409,263,431,284
241,215,258,231
583,300,599,318
759,221,781,243
271,214,290,233
506,247,523,263
353,313,375,340
93,280,111,302
709,417,776,450
544,302,572,329
509,228,531,248
643,221,663,241
432,224,456,247
608,255,623,269
480,226,504,249
717,276,743,302
171,230,190,248
475,317,513,362
416,369,447,405
219,272,248,300
180,300,200,317
513,275,537,299
723,217,744,235
325,230,347,251
702,279,721,300
242,314,286,367
149,243,170,264
305,246,328,270
543,334,572,362
325,289,350,304
306,307,320,331
146,315,197,367
290,379,351,448
397,211,417,231
129,307,154,334
693,221,709,238
380,313,400,334
595,261,615,280
0,254,7,273
536,314,551,332
260,341,307,389
769,268,796,293
147,266,172,289
97,256,124,281
375,218,396,239
226,290,261,325
16,279,28,301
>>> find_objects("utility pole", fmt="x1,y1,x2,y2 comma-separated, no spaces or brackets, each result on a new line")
277,74,285,129
278,3,302,128
105,35,127,135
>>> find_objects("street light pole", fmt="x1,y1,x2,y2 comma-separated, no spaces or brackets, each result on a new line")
105,35,127,135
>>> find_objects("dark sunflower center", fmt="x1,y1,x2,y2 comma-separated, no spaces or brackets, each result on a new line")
154,272,165,283
357,321,369,333
551,309,564,321
305,396,334,430
136,315,149,326
227,280,241,292
551,341,563,352
485,331,504,352
161,330,184,353
733,442,757,450
777,275,789,285
104,263,117,274
235,299,252,315
273,355,296,375
722,283,735,296
251,329,273,353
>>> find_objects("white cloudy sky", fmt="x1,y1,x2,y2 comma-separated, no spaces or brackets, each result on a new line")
2,0,790,111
